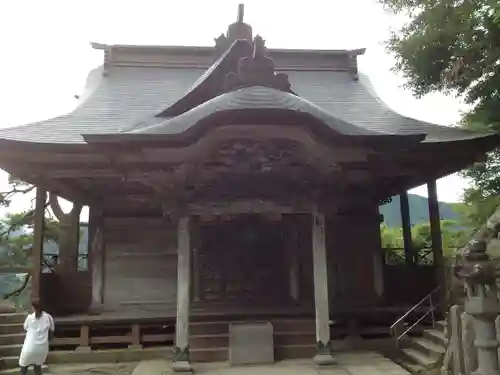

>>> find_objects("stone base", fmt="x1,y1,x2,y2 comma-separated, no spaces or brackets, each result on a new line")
88,302,104,315
74,346,91,353
314,353,336,366
128,344,143,350
172,360,193,373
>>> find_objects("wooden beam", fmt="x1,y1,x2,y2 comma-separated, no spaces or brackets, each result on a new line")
399,192,414,266
31,187,46,302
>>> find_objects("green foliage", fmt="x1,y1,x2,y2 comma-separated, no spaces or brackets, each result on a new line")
380,0,500,225
381,219,468,264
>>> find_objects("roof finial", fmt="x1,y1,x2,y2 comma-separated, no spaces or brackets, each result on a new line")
237,4,244,23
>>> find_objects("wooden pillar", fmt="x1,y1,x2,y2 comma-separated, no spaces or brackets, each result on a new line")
400,192,414,265
311,209,335,365
173,216,192,372
427,181,444,289
31,187,46,303
89,208,105,311
374,207,385,299
191,217,201,303
285,216,300,303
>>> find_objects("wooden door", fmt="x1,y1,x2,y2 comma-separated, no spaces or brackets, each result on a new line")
198,215,287,304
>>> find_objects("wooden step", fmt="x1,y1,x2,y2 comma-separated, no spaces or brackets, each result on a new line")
190,347,228,362
190,321,228,336
190,334,228,349
0,314,26,325
0,344,22,357
274,332,315,346
0,324,23,335
275,344,316,360
189,319,315,336
0,333,24,346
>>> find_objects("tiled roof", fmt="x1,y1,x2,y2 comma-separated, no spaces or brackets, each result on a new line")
0,65,486,144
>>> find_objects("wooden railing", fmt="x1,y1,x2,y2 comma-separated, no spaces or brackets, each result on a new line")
390,286,441,348
383,246,437,265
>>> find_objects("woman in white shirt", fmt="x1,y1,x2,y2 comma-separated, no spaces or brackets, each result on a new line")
19,299,54,375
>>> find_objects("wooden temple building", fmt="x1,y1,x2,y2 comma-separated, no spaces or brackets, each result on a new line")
0,4,498,370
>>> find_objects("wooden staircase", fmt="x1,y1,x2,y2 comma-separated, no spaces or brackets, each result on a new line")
396,320,446,374
189,318,317,362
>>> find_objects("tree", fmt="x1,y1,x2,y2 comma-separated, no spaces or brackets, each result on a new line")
0,177,82,307
379,0,500,217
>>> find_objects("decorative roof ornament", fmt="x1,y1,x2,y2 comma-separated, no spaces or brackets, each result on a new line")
223,35,292,93
215,4,253,53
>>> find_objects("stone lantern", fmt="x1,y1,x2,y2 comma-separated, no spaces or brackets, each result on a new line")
454,240,500,375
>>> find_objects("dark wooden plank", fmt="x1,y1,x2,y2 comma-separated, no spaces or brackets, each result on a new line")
31,187,46,302
399,191,414,266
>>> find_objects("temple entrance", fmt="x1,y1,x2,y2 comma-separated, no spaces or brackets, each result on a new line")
197,215,288,305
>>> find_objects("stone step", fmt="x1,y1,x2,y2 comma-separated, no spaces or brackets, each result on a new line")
0,365,48,375
0,324,24,335
0,346,170,370
392,356,426,375
48,346,171,365
401,348,436,370
435,321,446,332
423,329,446,347
408,338,445,358
0,333,24,346
0,313,26,325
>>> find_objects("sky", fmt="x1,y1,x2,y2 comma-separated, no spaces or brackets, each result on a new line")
0,0,471,216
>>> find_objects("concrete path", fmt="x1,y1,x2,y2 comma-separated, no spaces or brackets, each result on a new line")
131,351,409,375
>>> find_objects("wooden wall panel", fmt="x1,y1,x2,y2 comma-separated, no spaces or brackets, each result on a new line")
103,218,178,308
326,205,380,310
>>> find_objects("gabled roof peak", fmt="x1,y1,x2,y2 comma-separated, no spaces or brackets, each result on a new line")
223,36,292,94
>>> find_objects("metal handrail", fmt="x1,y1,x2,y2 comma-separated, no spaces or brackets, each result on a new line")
390,285,441,347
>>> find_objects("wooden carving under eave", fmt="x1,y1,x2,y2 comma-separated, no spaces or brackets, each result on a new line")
199,138,335,176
